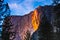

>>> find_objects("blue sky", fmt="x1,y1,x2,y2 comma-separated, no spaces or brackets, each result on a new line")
4,0,53,16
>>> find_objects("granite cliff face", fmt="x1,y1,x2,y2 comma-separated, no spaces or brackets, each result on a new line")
4,6,42,40
3,4,60,40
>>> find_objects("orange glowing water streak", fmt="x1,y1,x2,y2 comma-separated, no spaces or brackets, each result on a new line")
32,9,40,31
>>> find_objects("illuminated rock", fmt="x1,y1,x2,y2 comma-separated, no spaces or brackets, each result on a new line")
31,9,40,31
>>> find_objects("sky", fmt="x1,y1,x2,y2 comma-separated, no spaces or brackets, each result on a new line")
4,0,53,16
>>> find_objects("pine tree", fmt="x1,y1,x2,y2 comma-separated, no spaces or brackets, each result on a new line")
0,0,10,40
0,1,10,40
52,0,60,5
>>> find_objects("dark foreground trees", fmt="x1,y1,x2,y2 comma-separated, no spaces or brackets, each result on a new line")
2,17,11,40
0,0,10,40
52,0,60,5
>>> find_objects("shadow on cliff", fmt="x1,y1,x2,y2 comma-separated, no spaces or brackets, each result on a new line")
31,4,60,40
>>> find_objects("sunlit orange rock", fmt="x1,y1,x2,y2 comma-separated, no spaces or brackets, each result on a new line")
31,9,40,31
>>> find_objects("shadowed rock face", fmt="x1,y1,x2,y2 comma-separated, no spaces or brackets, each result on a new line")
31,4,60,40
6,6,42,40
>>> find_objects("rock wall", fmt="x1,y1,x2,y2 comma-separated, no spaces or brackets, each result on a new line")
5,6,42,40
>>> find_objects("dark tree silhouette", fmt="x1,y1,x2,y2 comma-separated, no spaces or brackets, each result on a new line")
0,0,10,40
52,0,60,5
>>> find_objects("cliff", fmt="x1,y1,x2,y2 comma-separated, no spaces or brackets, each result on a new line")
3,4,60,40
3,6,42,40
